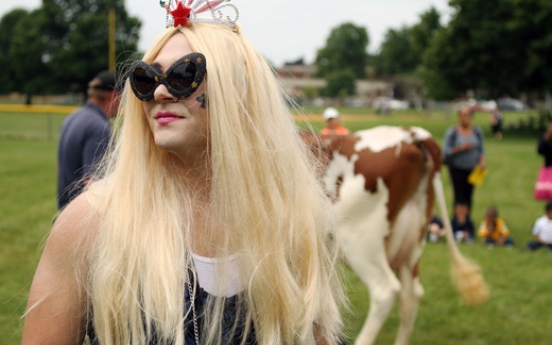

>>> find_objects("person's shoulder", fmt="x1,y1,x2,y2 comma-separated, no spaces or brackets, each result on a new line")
536,215,549,224
473,125,485,136
52,192,101,250
445,126,457,135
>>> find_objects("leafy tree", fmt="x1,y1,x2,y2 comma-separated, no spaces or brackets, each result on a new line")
0,0,141,97
40,0,141,94
375,7,441,78
376,26,417,76
10,9,49,102
512,0,552,97
315,22,369,79
410,7,441,61
0,8,28,94
422,0,552,99
324,69,356,98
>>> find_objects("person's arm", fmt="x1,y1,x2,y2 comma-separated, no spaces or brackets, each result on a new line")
466,218,475,238
442,128,454,158
544,123,552,141
475,126,486,169
497,220,510,245
82,124,111,184
477,222,488,238
537,136,552,156
21,194,97,345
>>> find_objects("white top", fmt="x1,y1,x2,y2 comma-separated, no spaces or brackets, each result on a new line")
191,253,242,297
532,215,552,244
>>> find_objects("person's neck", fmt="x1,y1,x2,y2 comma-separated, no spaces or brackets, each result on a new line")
88,98,108,116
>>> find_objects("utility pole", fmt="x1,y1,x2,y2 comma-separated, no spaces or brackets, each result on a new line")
109,8,116,72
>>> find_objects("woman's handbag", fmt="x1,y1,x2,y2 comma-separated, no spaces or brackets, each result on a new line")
534,166,552,201
468,166,487,186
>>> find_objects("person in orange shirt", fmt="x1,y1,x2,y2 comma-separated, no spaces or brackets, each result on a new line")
320,107,349,135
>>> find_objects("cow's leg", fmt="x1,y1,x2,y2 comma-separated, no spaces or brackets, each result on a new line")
394,263,424,345
333,178,401,345
344,241,401,345
389,191,428,345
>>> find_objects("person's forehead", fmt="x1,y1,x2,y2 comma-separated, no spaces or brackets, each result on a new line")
153,33,193,69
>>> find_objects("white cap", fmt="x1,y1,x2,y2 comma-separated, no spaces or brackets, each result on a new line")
323,107,339,120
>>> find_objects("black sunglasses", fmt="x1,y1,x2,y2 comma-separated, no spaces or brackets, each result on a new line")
129,52,207,101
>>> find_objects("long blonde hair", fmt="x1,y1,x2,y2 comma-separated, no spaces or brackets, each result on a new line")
87,23,343,345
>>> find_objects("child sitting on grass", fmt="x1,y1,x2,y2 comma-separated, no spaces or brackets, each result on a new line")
427,213,445,243
478,206,514,247
526,202,552,252
451,202,475,243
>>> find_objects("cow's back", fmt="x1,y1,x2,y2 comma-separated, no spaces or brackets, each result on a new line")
323,126,440,225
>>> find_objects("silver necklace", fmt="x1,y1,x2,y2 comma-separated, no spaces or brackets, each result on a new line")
187,272,200,345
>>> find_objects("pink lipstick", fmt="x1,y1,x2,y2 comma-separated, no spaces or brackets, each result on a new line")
155,110,183,125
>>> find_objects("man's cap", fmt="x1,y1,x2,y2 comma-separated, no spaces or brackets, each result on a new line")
89,71,117,92
323,107,339,120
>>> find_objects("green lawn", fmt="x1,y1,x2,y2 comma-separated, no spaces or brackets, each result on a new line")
1,108,550,344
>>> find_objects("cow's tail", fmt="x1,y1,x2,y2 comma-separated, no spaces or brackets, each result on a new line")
433,172,490,306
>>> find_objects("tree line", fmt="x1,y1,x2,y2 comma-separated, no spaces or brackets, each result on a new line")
313,0,552,101
1,0,551,102
0,0,140,102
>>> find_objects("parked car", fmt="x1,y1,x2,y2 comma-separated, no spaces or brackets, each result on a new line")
344,98,368,108
497,97,528,111
372,97,409,111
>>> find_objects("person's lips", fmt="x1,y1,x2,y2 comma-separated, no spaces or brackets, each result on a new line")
155,110,184,125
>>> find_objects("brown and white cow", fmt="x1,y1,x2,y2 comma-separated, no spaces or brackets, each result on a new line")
305,126,489,345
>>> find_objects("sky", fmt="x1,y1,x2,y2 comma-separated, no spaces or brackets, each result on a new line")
0,0,452,67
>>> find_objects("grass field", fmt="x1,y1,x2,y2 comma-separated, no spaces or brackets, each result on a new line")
1,107,551,344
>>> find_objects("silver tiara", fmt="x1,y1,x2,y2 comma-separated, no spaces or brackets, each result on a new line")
160,0,239,28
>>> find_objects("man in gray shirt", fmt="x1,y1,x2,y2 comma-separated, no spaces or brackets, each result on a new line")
57,71,120,209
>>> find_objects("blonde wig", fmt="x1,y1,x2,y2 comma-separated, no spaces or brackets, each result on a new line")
86,23,344,345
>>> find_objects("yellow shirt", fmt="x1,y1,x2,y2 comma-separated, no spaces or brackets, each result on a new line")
478,218,510,241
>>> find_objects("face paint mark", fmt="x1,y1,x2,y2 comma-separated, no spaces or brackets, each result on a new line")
196,93,207,109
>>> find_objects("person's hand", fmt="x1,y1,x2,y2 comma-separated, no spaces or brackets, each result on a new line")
454,142,473,153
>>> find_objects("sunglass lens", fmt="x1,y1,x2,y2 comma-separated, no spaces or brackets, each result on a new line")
168,63,196,91
133,67,157,96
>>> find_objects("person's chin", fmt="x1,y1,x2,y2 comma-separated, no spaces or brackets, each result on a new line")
153,135,182,152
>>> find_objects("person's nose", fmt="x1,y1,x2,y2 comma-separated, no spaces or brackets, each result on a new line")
154,82,177,103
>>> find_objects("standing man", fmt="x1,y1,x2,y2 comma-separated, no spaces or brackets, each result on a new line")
320,107,349,135
57,71,119,209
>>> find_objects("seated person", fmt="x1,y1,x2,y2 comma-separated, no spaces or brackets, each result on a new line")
526,202,552,251
427,213,445,243
451,202,475,243
478,206,514,247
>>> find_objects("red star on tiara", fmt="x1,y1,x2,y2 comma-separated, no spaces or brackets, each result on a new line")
169,1,192,27
161,0,239,28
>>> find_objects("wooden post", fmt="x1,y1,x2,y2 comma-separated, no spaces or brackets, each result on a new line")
109,8,116,72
